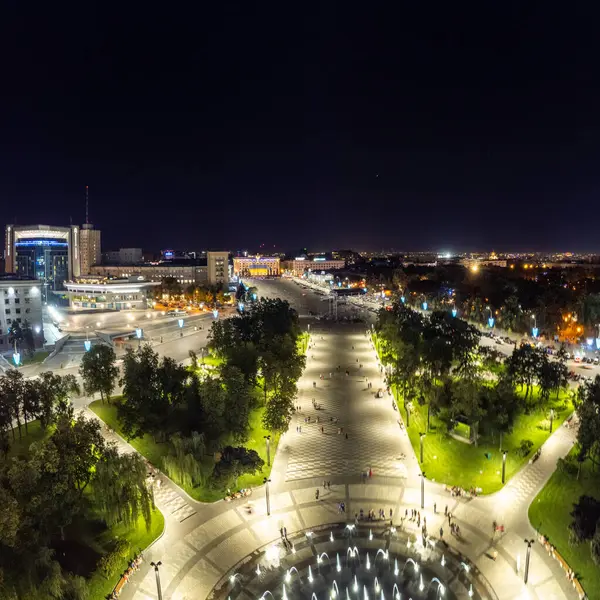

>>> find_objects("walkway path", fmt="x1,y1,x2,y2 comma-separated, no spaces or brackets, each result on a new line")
98,321,580,600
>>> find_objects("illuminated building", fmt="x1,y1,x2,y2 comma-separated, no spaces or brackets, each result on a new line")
4,224,96,300
64,276,160,311
281,258,345,276
233,256,280,277
79,223,102,274
207,251,229,288
0,276,44,352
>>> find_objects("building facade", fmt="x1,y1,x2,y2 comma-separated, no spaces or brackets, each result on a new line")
207,251,229,288
64,276,160,311
79,223,102,274
0,276,44,352
233,256,280,277
5,223,101,299
281,258,345,276
90,263,209,286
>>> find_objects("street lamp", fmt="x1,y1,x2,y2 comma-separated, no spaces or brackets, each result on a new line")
135,327,143,348
150,561,163,600
264,477,271,516
451,306,458,318
419,433,426,464
531,314,538,338
487,306,494,328
422,300,428,311
178,318,184,337
420,472,426,510
523,539,534,584
549,408,555,434
502,450,507,484
264,435,271,467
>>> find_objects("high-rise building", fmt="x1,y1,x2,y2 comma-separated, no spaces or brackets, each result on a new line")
4,223,100,300
207,251,229,288
79,223,102,274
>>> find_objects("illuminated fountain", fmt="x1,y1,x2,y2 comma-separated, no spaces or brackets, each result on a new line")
214,524,486,600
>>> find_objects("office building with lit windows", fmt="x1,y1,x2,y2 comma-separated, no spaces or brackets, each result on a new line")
4,223,102,300
0,276,44,352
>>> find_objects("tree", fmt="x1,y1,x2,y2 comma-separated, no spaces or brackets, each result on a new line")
119,346,188,441
36,372,81,429
0,370,25,439
20,320,36,356
21,379,40,435
569,495,600,545
93,447,153,530
220,365,252,442
212,446,264,488
263,393,295,433
7,321,23,352
576,376,600,468
79,345,119,404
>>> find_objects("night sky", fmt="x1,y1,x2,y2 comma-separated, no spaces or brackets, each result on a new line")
2,3,600,253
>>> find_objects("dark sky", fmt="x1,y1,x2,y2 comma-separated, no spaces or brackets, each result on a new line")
2,3,600,253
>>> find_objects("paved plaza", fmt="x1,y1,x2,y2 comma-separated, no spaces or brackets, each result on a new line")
88,280,581,600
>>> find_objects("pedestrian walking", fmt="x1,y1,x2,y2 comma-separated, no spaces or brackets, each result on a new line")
405,509,408,518
439,527,444,539
345,433,349,439
283,526,287,538
315,489,320,500
448,513,451,526
444,505,448,516
390,508,393,519
434,502,437,514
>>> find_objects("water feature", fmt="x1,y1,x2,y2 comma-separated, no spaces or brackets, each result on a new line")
217,526,475,600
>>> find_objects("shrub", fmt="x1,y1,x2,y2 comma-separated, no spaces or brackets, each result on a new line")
519,439,534,457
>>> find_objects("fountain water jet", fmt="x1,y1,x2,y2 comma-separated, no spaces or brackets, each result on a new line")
418,575,424,592
282,583,289,600
369,529,373,541
394,558,399,576
337,553,341,572
353,575,359,593
366,552,371,570
374,577,381,593
332,580,340,598
392,583,401,600
330,531,334,542
428,578,445,597
308,565,314,583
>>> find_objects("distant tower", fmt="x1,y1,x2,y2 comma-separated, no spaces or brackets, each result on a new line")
78,185,102,275
85,185,89,224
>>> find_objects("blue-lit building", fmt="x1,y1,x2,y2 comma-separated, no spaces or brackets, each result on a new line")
4,224,92,301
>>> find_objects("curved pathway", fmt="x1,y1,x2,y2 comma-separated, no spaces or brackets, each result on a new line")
108,321,579,600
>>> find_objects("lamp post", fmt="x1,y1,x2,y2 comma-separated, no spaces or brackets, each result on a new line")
264,477,271,516
135,327,143,348
502,450,507,484
419,433,426,464
524,539,534,584
549,408,555,434
420,472,425,509
178,318,184,337
200,347,205,364
531,314,538,338
264,435,271,466
150,561,163,600
406,402,411,428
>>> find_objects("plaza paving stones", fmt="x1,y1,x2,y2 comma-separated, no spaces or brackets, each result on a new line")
184,511,243,552
154,485,197,522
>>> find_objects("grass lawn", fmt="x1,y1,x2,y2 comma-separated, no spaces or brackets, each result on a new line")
529,449,599,600
87,509,164,600
402,389,572,493
90,399,170,467
7,419,52,459
90,398,280,503
20,350,51,366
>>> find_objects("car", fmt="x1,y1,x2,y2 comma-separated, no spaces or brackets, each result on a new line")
574,356,581,363
594,358,599,365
